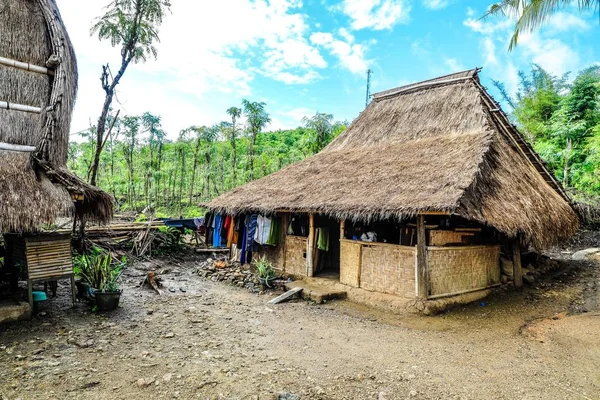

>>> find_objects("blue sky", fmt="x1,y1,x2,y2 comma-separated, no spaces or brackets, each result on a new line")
56,0,599,139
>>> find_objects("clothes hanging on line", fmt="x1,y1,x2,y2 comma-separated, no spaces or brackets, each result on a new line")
266,217,282,246
213,214,223,247
226,217,235,248
317,227,330,251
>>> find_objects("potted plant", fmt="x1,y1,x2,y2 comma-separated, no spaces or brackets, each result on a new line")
254,256,277,289
79,250,126,311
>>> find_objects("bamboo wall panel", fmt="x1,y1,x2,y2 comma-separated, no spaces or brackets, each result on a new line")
340,240,361,287
284,235,307,276
255,244,284,270
427,245,500,296
359,243,416,297
429,230,474,246
25,236,73,281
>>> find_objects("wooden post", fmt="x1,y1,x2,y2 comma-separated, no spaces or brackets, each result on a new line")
306,213,315,277
512,238,523,289
282,214,289,272
416,214,428,299
340,219,345,240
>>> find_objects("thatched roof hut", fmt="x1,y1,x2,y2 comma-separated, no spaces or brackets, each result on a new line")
0,0,113,232
207,69,578,249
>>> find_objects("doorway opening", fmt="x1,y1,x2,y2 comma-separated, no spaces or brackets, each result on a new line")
313,215,340,280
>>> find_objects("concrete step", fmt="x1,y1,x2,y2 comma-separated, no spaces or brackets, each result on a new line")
284,280,347,304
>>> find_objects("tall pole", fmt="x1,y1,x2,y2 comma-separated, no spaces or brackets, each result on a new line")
365,68,372,108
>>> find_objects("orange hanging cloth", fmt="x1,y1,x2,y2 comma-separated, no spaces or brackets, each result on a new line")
227,217,235,248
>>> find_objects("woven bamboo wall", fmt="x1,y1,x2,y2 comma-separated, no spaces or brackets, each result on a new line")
255,244,284,270
429,230,474,246
359,243,416,297
25,236,73,281
340,239,361,287
427,245,500,296
284,235,307,276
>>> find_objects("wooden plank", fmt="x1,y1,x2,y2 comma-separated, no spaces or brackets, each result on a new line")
306,213,315,276
195,248,229,254
416,214,428,299
512,239,523,289
267,287,303,304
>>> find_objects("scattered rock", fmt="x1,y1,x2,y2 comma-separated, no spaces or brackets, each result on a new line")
409,390,418,397
572,248,600,261
164,332,175,338
163,373,172,383
523,275,535,285
136,378,155,388
277,393,299,400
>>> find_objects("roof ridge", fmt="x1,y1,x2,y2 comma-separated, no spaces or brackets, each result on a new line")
373,68,481,100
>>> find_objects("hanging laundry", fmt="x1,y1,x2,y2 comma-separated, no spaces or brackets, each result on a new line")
213,214,222,247
240,225,247,265
255,215,264,244
260,216,272,244
227,217,235,248
317,227,330,251
266,217,282,246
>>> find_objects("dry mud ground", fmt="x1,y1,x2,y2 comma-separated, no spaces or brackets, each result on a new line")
1,251,600,400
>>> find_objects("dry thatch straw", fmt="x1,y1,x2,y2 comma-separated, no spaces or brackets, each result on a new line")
207,69,579,249
0,0,113,232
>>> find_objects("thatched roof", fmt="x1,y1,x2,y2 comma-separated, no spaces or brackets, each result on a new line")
207,69,579,248
0,0,113,232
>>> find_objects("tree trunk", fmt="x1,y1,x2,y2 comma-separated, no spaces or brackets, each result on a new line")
563,138,572,187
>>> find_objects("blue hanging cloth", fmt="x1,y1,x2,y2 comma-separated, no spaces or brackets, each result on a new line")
213,214,222,247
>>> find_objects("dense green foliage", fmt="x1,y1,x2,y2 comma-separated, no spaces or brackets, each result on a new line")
494,64,600,200
69,103,346,217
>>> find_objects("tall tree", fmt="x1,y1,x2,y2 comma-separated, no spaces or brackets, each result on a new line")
242,100,271,180
485,0,599,50
226,106,242,184
302,112,334,153
88,0,170,186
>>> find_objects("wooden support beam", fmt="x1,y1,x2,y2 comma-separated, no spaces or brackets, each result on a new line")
416,214,428,299
0,56,54,75
0,142,36,152
340,219,345,240
512,238,523,289
306,213,315,277
0,101,42,114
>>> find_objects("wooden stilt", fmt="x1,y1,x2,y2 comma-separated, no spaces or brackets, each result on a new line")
416,215,428,299
512,238,523,289
306,213,315,276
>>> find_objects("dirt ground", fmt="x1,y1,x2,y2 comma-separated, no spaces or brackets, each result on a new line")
1,246,600,400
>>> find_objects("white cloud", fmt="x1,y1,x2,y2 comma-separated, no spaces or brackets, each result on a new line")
443,57,464,72
517,32,580,76
341,0,410,30
310,31,370,75
482,38,498,66
463,16,512,34
56,0,334,136
423,0,449,10
546,12,590,32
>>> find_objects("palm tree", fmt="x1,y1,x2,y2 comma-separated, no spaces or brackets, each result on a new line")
226,106,242,184
242,100,271,180
486,0,599,50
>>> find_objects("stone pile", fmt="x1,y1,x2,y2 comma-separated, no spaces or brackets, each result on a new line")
196,258,261,292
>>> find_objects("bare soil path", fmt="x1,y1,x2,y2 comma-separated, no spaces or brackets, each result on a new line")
1,252,599,400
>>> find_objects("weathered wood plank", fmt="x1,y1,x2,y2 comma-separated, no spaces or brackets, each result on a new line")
267,287,303,304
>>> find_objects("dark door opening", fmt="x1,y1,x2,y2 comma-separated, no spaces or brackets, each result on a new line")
313,215,340,279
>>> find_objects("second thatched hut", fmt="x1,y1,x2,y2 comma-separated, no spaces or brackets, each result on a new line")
206,69,578,310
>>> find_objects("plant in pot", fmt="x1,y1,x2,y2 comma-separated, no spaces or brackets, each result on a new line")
254,256,277,289
79,250,126,311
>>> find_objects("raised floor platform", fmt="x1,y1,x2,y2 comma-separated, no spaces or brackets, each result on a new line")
284,275,492,315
